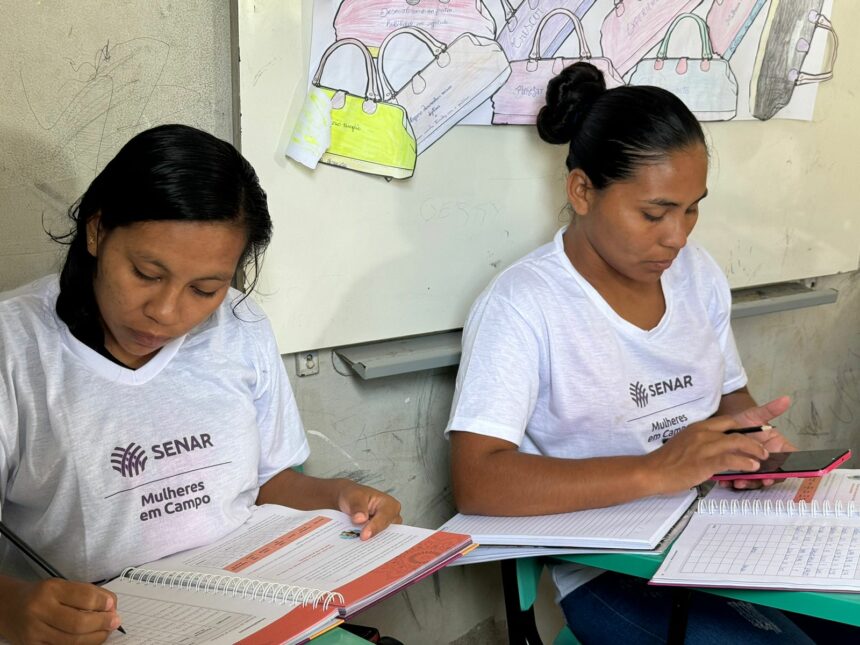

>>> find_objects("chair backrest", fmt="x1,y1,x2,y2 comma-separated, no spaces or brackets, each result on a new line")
516,557,544,611
513,557,581,645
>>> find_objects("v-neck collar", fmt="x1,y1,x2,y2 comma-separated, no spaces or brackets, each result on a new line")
554,227,674,339
62,324,186,384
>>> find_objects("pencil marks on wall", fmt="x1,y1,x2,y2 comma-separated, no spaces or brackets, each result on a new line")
17,38,200,178
0,2,232,290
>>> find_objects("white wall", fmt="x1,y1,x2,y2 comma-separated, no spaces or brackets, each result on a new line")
734,272,860,454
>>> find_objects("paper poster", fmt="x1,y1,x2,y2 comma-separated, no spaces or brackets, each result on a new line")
292,0,837,179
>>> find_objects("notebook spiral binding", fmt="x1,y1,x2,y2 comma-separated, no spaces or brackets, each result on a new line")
119,567,345,609
697,498,859,518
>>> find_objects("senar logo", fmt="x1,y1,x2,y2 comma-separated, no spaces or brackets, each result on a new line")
648,375,693,397
151,434,213,459
630,375,694,409
629,381,649,408
111,443,148,478
111,435,214,478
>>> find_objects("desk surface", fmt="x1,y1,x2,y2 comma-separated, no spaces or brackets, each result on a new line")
313,627,368,644
549,552,860,627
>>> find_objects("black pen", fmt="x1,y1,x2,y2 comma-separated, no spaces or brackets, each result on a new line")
724,424,774,435
0,520,126,635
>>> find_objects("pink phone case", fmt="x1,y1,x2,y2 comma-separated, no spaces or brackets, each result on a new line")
711,449,852,481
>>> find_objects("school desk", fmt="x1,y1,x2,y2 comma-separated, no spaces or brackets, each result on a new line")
314,627,369,644
503,551,860,645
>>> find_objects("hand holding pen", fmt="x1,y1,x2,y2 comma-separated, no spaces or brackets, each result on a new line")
721,420,798,490
0,521,124,643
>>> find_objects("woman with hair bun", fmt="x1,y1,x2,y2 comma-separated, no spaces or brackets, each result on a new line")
446,63,842,642
0,124,401,644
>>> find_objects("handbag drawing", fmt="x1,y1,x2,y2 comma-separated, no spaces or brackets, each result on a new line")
312,38,417,179
750,0,838,121
706,0,769,59
377,26,511,153
333,0,496,52
491,8,624,125
627,13,738,122
600,0,704,78
495,0,598,63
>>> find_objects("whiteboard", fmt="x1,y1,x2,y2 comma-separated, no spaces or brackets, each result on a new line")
238,0,859,354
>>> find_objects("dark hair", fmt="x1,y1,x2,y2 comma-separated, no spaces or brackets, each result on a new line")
51,124,272,348
536,62,706,189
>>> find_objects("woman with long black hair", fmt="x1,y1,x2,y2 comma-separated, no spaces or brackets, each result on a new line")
0,124,401,644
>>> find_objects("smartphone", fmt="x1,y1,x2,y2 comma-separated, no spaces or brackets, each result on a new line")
711,448,852,481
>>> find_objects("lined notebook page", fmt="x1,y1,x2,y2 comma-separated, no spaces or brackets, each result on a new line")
652,512,860,591
441,490,696,548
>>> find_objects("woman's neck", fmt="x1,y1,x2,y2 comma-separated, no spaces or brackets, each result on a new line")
562,226,666,331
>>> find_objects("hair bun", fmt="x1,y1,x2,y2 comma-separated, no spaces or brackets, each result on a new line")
536,62,607,145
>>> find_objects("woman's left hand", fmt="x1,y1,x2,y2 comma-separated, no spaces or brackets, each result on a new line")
722,425,797,490
336,482,402,539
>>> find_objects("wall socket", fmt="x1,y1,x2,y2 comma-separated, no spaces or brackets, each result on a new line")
295,350,320,377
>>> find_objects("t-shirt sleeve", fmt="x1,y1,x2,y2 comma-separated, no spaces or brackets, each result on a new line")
705,255,748,394
0,327,17,518
251,316,310,487
446,284,541,446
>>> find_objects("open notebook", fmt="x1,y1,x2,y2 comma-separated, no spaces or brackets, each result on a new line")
652,469,860,591
440,489,697,549
105,504,471,644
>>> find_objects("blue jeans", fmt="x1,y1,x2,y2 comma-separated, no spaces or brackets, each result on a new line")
560,571,857,644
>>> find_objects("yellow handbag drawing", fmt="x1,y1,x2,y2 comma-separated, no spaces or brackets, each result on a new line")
312,38,417,180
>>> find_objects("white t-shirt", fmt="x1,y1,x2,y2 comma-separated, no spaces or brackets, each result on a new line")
0,275,310,583
446,227,747,597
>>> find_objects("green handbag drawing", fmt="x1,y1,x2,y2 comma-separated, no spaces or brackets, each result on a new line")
312,38,417,180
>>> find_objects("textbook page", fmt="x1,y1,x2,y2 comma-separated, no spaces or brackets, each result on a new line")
105,578,340,645
651,511,860,592
124,505,470,614
441,490,697,548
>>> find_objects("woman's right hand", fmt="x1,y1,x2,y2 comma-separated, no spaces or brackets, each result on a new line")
644,396,792,494
0,576,121,644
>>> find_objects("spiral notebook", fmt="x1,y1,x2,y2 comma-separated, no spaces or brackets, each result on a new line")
652,469,860,592
440,489,697,549
104,504,471,644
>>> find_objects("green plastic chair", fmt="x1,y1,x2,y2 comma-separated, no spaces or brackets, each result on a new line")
512,558,580,645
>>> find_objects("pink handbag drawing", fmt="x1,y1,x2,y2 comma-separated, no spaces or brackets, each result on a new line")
491,8,624,125
378,26,511,152
495,0,598,63
333,0,496,51
600,0,704,78
706,0,769,59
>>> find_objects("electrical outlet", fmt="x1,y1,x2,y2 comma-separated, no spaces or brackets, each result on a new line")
295,350,320,377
